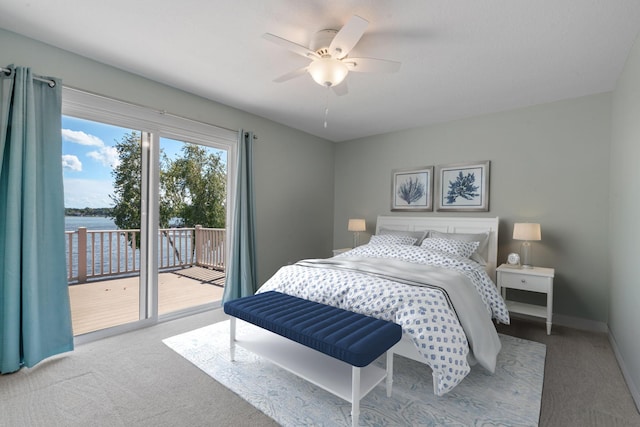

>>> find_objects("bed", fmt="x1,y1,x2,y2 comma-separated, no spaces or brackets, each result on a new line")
257,215,509,395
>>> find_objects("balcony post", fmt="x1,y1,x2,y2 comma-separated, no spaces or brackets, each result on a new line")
195,225,202,267
78,227,87,283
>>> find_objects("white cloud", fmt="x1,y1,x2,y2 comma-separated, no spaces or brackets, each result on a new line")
87,146,120,168
64,178,115,208
62,154,82,171
61,129,105,147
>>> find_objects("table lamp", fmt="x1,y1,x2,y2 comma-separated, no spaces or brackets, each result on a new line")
348,219,366,248
513,223,541,268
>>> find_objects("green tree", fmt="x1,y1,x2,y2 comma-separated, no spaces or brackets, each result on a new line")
110,132,142,231
163,144,226,228
110,135,226,238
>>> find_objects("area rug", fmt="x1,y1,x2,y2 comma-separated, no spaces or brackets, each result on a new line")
163,320,546,426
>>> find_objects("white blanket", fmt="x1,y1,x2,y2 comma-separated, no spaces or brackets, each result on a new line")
258,244,510,395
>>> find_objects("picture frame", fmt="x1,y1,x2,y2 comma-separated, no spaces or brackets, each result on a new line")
391,166,433,211
435,160,490,212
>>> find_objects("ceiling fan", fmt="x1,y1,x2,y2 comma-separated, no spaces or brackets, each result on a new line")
263,15,401,95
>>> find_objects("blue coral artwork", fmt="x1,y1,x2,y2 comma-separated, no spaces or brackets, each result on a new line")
436,161,490,211
391,166,433,211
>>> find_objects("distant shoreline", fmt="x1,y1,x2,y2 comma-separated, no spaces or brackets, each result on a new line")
65,207,113,217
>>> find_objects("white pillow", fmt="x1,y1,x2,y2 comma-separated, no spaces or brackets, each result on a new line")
378,227,428,245
420,237,479,258
428,231,490,265
368,234,417,246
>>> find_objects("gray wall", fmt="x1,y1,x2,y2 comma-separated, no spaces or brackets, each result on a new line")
610,31,640,407
334,93,611,324
4,24,638,406
0,28,335,285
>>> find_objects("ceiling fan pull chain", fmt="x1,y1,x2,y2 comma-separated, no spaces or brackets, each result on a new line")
324,106,329,128
324,87,330,128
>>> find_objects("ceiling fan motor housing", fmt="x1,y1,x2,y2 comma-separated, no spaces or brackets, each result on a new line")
311,29,339,56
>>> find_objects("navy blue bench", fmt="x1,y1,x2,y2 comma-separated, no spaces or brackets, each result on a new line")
223,291,402,426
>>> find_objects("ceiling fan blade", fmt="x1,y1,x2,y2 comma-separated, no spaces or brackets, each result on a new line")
343,57,401,73
273,66,309,83
332,81,348,96
329,15,368,59
263,33,319,59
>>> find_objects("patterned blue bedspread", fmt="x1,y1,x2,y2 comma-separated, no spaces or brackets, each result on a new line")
258,243,510,395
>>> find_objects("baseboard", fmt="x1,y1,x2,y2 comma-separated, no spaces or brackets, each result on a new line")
608,328,640,413
552,314,609,333
508,312,608,333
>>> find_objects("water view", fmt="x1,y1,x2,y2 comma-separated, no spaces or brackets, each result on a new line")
65,215,117,231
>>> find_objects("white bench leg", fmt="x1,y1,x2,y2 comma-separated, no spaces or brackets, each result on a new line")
351,366,360,427
229,317,236,361
386,349,394,397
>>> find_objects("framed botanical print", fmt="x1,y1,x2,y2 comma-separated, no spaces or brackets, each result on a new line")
436,161,490,211
391,166,433,211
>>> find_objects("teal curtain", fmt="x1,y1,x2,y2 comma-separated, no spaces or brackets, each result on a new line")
222,130,257,304
0,66,74,373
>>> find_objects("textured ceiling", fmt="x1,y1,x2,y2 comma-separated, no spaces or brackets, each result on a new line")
1,0,639,142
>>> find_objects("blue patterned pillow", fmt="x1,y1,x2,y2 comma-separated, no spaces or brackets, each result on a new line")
420,237,479,258
368,234,417,246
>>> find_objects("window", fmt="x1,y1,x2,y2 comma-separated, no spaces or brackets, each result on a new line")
62,87,237,341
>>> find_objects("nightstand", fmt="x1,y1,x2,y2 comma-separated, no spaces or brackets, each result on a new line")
332,248,351,256
496,264,555,335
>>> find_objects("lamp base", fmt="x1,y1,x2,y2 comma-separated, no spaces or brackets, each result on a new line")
520,241,533,268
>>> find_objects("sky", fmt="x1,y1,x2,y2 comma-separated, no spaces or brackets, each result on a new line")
61,116,226,209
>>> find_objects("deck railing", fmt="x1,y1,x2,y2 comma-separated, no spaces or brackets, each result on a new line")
65,226,226,284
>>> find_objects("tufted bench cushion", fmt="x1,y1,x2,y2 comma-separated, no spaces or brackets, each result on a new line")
223,291,402,367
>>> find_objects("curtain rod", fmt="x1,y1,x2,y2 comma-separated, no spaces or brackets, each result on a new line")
1,66,56,87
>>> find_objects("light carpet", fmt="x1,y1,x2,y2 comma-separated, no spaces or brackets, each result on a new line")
163,320,546,426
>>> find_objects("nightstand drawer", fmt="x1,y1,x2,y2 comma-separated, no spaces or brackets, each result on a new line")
499,273,550,293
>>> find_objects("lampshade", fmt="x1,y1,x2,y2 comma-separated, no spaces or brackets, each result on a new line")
308,58,349,87
513,223,541,241
348,219,366,232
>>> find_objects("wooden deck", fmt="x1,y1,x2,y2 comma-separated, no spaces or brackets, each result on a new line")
68,266,224,336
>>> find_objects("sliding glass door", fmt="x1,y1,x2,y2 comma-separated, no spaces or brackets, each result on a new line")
157,137,228,316
63,116,144,335
61,88,237,340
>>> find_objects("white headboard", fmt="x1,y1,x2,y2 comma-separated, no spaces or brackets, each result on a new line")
376,215,500,282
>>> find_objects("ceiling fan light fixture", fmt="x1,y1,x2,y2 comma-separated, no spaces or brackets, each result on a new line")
308,58,349,87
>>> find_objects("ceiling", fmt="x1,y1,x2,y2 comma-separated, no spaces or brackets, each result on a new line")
1,1,639,142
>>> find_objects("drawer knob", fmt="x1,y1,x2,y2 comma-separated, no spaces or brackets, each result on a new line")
521,279,526,283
